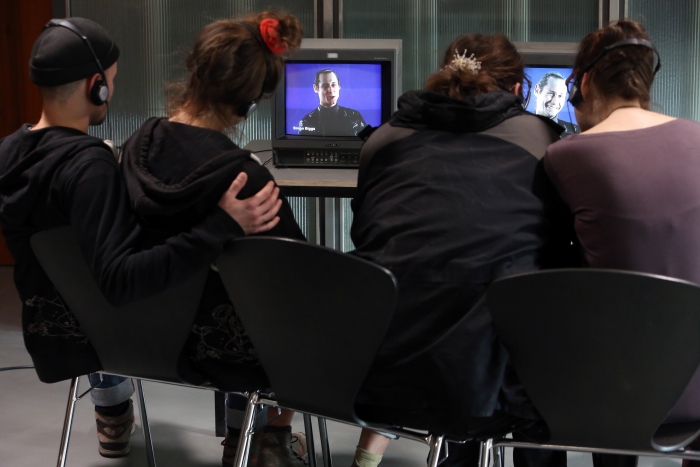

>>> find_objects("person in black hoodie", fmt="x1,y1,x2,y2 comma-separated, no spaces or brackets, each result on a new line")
0,18,283,459
348,34,574,467
120,12,307,467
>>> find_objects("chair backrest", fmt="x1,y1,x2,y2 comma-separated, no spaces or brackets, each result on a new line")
216,237,397,424
30,226,209,382
488,269,700,452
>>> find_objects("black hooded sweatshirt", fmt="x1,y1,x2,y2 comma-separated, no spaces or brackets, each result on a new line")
351,90,573,437
120,118,305,389
0,125,243,383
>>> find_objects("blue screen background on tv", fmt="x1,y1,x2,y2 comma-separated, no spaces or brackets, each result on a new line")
525,66,578,126
285,63,383,135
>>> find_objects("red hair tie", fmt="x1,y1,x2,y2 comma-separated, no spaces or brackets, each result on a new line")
259,19,286,54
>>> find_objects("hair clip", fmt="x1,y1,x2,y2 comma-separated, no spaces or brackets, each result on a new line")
446,49,481,75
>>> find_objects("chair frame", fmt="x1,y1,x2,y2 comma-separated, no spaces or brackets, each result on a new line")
216,237,502,467
487,269,700,466
30,227,340,467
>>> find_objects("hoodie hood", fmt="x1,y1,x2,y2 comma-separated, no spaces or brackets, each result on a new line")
121,117,252,217
391,89,540,133
0,125,108,226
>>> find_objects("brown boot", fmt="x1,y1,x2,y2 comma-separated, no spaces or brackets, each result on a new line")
255,426,305,467
94,399,135,458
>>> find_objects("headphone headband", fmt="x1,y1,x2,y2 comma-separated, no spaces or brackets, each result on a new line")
44,19,110,105
568,37,661,107
236,21,274,119
580,38,662,76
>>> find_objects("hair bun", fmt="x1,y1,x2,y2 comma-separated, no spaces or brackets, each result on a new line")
263,12,302,54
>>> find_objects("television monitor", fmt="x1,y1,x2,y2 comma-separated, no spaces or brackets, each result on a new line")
515,42,580,138
271,38,402,168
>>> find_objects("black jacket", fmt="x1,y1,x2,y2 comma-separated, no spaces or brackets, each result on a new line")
121,118,305,389
299,105,367,136
121,118,305,240
351,90,571,436
0,125,241,383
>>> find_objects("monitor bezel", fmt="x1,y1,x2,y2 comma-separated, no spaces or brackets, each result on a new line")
271,38,402,153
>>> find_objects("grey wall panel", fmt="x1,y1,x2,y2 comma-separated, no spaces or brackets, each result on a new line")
70,0,315,147
628,0,700,121
341,0,598,93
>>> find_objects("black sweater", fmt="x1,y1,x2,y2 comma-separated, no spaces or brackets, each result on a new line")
121,117,304,240
120,118,305,389
0,125,243,383
351,90,570,436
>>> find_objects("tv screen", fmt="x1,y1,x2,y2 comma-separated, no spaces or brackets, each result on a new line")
271,38,402,168
524,66,579,137
285,62,384,137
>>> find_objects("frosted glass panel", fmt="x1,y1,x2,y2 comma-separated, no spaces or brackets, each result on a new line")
69,0,315,147
342,0,598,92
628,1,700,121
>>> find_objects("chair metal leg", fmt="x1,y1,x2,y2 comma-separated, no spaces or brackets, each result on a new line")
136,379,157,467
318,418,333,467
493,445,505,467
303,414,318,467
56,376,80,467
234,391,260,467
479,439,493,467
426,434,445,467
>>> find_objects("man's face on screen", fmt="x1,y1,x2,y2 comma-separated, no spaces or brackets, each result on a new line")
534,77,567,119
314,72,341,108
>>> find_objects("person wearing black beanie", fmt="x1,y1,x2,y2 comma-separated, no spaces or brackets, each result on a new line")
0,17,283,460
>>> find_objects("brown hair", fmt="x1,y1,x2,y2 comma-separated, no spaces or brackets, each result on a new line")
572,19,656,109
168,11,302,127
425,34,524,100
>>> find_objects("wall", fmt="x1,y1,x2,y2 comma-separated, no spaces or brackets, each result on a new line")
0,0,53,265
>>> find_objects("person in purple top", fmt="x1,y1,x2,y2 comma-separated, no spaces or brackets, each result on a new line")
544,18,700,467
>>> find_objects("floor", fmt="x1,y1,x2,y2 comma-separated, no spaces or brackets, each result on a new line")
0,265,684,467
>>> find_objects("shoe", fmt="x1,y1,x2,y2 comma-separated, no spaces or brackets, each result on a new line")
223,427,307,467
257,427,306,467
95,399,135,458
290,432,308,463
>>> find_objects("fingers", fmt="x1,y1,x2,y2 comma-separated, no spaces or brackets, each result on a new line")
225,172,248,198
248,215,281,234
250,180,276,204
253,186,280,218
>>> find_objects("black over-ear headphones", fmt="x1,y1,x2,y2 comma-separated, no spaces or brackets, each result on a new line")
236,22,274,119
568,38,661,108
45,19,110,106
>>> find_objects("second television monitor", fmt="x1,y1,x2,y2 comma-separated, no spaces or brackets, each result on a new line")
271,38,402,168
516,41,580,137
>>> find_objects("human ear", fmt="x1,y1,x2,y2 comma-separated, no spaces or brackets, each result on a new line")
512,82,521,96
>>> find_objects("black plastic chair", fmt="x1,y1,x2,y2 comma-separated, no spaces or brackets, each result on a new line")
216,237,469,467
487,269,700,462
30,226,270,467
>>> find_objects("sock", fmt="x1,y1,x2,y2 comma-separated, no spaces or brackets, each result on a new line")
227,426,242,439
352,447,383,467
95,400,130,417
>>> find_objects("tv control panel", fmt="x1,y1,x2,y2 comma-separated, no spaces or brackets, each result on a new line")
274,148,360,168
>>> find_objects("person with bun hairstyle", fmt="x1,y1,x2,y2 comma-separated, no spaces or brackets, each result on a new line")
544,18,700,467
119,12,308,467
349,34,573,467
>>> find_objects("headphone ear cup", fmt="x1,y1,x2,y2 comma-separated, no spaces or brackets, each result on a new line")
90,79,108,106
568,80,583,107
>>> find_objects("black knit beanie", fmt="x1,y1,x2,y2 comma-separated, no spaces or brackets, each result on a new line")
30,17,120,87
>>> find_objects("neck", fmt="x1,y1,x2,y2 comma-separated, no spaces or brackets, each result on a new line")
32,105,90,133
589,97,642,127
170,108,240,132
